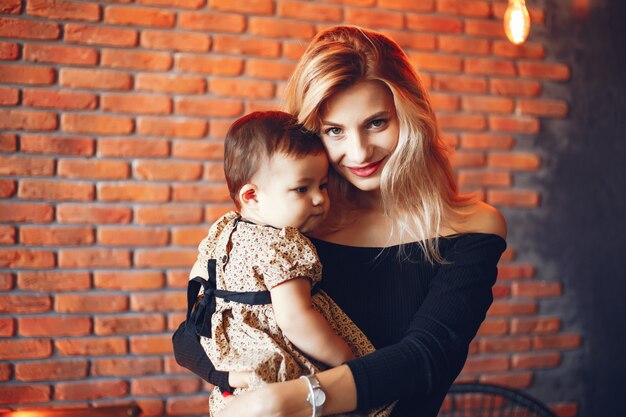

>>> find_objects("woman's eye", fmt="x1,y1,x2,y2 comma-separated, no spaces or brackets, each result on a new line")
325,127,342,136
370,119,387,129
320,183,328,190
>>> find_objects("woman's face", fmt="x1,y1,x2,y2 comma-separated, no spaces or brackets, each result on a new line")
319,80,399,193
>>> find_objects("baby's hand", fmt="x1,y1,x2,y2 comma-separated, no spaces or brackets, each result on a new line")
228,370,254,388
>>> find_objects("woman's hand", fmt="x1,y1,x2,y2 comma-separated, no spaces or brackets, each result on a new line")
228,370,254,389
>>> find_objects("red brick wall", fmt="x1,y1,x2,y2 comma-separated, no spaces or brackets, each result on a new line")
0,0,578,415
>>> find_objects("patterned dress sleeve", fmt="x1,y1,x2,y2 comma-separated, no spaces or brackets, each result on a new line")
260,227,323,290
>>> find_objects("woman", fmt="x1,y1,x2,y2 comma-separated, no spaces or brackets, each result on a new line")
173,25,506,417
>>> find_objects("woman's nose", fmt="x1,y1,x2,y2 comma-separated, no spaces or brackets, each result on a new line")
346,131,370,164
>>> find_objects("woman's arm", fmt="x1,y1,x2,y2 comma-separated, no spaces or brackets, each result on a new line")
271,277,354,367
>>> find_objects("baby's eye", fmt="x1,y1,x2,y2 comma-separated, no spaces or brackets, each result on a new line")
293,186,308,194
324,127,342,137
320,182,328,190
370,119,387,129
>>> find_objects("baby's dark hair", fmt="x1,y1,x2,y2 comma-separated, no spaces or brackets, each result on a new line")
224,111,325,208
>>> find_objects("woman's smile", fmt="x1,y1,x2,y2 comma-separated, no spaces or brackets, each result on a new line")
346,157,385,177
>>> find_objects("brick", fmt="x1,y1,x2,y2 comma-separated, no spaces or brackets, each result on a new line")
410,53,462,73
0,155,54,176
27,0,100,21
550,403,578,417
491,78,542,97
58,159,130,180
175,54,243,76
0,109,57,131
56,294,128,313
479,336,531,353
136,73,206,94
488,301,537,316
488,153,541,170
278,1,342,21
56,380,129,401
0,249,55,269
101,49,172,71
466,58,516,76
132,376,200,395
135,399,165,417
493,41,545,59
57,204,132,224
213,35,280,58
209,78,275,99
283,41,307,61
130,335,174,354
98,137,169,158
433,75,487,93
208,120,233,139
95,314,165,335
462,96,514,113
23,43,98,66
381,30,435,51
492,283,510,298
466,19,506,38
0,0,21,14
437,0,490,17
458,171,511,187
0,339,52,360
407,14,462,33
56,337,127,356
378,0,433,11
166,270,189,289
438,114,486,131
62,113,134,135
247,100,281,113
102,93,172,115
23,89,97,111
105,6,174,27
438,36,489,55
0,272,15,291
204,161,226,181
0,294,51,313
479,372,532,388
94,271,165,291
98,227,168,246
176,97,243,117
172,184,230,203
0,87,18,106
209,0,274,14
136,205,203,225
172,141,224,160
511,317,560,334
512,352,560,370
0,317,15,336
21,134,95,156
204,205,234,222
476,319,509,336
249,17,315,39
19,316,91,337
460,133,513,150
498,264,535,279
97,183,170,203
171,227,207,246
0,41,19,60
179,11,245,32
461,355,509,374
488,189,539,207
133,160,201,181
0,225,15,244
20,226,93,246
58,249,131,268
345,8,403,29
141,30,210,52
166,395,211,416
518,99,568,118
321,0,374,5
134,249,196,268
430,94,460,111
131,292,186,312
0,202,53,223
0,180,16,198
18,271,91,291
139,0,204,7
93,358,163,376
518,62,570,81
65,23,138,47
167,313,187,331
0,385,51,405
513,281,562,298
0,133,16,151
137,117,207,139
60,68,132,90
16,360,88,382
0,17,60,40
18,180,94,202
489,116,539,134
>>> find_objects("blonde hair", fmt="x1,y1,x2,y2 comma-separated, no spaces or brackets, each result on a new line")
284,25,474,262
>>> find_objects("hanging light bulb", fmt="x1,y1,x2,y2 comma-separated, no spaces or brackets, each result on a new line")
504,0,531,45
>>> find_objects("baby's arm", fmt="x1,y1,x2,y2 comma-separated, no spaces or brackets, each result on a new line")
271,277,355,367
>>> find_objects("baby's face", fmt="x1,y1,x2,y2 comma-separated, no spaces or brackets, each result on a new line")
252,152,330,234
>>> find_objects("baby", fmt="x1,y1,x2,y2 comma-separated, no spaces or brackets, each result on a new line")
187,111,394,416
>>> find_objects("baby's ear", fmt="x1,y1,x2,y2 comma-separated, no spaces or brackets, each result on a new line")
238,184,258,207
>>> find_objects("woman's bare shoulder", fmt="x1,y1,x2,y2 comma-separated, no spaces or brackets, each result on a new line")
450,201,507,240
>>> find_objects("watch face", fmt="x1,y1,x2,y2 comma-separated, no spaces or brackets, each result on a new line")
314,389,326,407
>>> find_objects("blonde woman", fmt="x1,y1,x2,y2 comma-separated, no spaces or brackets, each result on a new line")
173,25,507,417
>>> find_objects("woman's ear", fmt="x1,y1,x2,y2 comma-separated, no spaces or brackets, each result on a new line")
238,184,258,208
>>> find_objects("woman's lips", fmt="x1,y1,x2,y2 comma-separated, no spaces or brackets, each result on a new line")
346,159,384,177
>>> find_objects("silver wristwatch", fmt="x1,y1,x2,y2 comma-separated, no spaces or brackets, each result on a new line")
300,374,326,417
